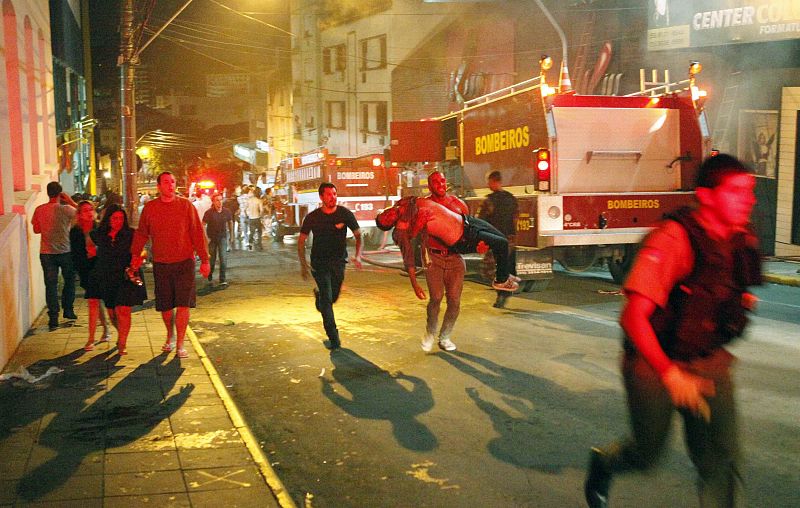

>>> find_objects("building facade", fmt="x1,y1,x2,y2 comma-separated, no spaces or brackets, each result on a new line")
0,0,59,369
329,0,800,257
290,0,458,158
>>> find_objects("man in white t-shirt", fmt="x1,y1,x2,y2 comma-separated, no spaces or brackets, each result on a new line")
32,182,79,330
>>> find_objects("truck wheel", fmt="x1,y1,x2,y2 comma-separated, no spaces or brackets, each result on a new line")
556,246,599,272
363,227,386,250
522,279,550,292
607,245,638,284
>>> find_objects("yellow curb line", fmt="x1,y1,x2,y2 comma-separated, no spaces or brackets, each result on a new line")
187,327,297,508
763,274,800,287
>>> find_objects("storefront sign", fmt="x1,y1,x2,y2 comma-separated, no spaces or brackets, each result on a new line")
648,0,800,50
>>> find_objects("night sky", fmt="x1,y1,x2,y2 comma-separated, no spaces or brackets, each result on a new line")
89,0,290,95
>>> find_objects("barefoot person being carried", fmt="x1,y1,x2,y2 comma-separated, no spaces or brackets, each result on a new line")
376,196,519,292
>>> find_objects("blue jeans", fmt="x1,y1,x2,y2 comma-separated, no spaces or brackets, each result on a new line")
40,253,76,322
312,261,345,343
208,237,227,282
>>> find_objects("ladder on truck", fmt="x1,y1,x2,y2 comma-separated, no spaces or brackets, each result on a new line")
571,10,597,94
711,73,741,153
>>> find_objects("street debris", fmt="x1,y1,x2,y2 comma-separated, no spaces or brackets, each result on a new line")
0,366,63,384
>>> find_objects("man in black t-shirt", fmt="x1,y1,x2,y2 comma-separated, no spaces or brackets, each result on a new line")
203,194,233,285
298,182,362,350
478,171,519,308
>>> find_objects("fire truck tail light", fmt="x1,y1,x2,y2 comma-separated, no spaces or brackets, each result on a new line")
534,148,551,190
537,159,550,171
372,156,383,167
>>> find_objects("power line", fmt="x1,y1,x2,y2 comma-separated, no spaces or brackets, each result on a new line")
207,0,294,37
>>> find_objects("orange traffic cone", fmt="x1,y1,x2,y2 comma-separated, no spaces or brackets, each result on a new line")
559,61,573,93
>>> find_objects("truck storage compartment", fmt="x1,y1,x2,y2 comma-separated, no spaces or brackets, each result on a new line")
551,107,682,193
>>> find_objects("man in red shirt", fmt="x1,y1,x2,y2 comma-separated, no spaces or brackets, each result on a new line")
130,171,210,359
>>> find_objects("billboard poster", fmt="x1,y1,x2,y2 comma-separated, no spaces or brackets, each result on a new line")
647,0,800,51
737,110,779,178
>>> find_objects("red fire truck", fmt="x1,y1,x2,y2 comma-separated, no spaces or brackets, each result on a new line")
390,61,711,289
272,148,401,245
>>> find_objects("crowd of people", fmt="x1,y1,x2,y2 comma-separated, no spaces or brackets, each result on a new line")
32,154,763,508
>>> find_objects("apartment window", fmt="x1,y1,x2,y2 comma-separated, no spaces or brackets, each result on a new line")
360,101,387,134
323,44,346,74
359,35,386,71
326,101,346,129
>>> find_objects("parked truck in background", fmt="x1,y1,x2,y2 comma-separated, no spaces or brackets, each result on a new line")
271,148,401,246
389,61,712,289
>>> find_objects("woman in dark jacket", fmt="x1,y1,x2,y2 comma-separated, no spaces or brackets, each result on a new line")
91,204,147,355
70,200,110,350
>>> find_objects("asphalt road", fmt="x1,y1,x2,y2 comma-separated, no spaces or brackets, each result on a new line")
190,241,800,508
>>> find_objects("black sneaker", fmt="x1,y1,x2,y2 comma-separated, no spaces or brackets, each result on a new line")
48,321,59,331
585,448,611,508
63,311,78,320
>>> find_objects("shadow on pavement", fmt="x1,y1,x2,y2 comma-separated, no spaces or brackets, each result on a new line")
439,351,622,473
321,348,437,452
14,353,194,501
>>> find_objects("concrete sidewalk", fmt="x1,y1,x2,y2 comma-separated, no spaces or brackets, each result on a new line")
0,297,292,507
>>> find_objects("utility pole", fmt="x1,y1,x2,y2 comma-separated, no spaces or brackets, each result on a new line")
119,0,137,222
119,0,195,223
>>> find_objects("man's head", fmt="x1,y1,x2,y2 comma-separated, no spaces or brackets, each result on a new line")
695,154,756,229
212,193,223,211
487,170,502,191
318,182,337,210
157,172,177,200
46,181,62,199
427,171,447,198
375,206,400,231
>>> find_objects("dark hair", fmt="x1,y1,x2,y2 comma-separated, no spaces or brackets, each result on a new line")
77,200,94,211
318,182,336,196
375,208,396,231
46,181,62,198
98,203,129,232
487,170,502,182
696,154,751,189
157,171,174,184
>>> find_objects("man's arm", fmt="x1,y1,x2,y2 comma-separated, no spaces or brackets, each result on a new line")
129,207,150,270
297,232,310,280
59,192,78,209
31,208,41,234
351,228,363,269
621,292,715,421
394,228,426,299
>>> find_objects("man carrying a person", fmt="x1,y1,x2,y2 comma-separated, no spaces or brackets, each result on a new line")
297,182,362,350
130,171,210,359
32,181,79,330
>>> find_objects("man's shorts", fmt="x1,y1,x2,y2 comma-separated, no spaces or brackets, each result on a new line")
152,258,196,311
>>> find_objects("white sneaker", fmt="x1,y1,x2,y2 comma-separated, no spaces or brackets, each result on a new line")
438,337,457,352
421,333,436,352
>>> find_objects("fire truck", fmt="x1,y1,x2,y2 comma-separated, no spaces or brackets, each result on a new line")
272,148,401,245
389,60,711,289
